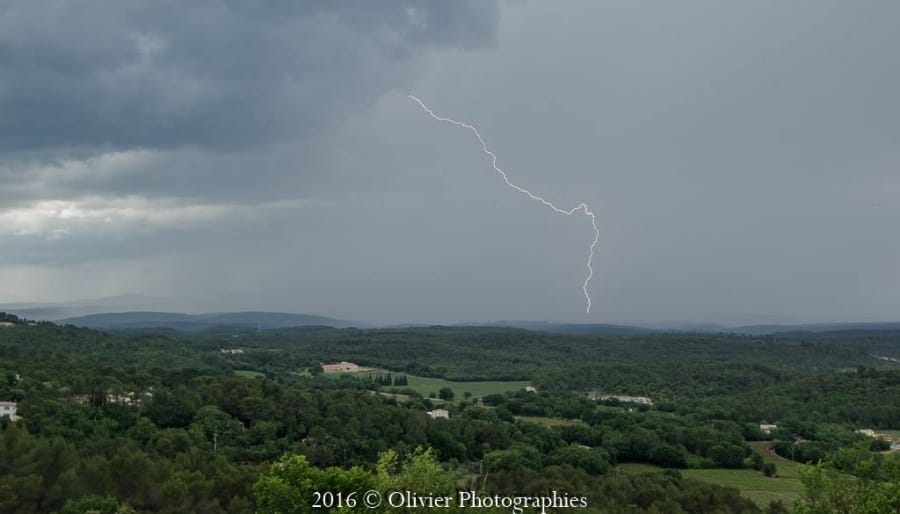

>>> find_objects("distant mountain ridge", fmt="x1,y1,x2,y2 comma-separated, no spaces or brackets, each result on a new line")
0,294,166,321
473,320,900,336
59,311,356,331
727,322,900,336
48,312,900,335
4,294,900,335
473,321,654,335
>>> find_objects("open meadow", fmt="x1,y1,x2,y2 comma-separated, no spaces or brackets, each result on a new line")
618,441,804,507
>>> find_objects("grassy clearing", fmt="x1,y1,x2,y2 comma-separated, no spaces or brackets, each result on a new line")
233,369,266,379
681,468,801,506
618,443,804,507
515,415,583,427
396,374,530,399
748,441,802,479
328,368,529,399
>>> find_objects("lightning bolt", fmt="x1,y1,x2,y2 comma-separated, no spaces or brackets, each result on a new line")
409,95,600,313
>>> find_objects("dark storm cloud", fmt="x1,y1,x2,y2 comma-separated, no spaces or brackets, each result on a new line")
0,1,499,152
0,0,500,278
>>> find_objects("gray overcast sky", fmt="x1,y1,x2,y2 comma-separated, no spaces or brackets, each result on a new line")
1,1,898,324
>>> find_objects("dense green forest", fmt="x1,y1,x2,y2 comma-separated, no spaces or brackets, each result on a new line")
1,313,899,513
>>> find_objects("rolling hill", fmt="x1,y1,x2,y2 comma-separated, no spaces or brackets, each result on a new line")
59,311,356,331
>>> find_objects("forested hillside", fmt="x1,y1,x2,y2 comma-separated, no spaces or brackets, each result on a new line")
1,315,899,513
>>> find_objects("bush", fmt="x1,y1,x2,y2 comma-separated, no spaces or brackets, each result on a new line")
482,394,507,406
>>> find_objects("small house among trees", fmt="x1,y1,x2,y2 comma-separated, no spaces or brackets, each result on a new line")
0,401,19,421
321,362,360,374
427,409,449,420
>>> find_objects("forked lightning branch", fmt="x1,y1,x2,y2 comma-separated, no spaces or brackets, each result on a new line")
409,95,600,313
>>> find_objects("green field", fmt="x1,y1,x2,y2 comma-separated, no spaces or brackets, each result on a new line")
748,441,802,479
233,369,266,379
385,373,529,399
515,415,583,427
618,443,804,507
682,468,801,506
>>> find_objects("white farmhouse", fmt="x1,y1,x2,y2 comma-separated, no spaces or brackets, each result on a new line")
589,392,654,406
0,401,19,421
427,409,449,420
322,361,360,374
759,424,778,435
